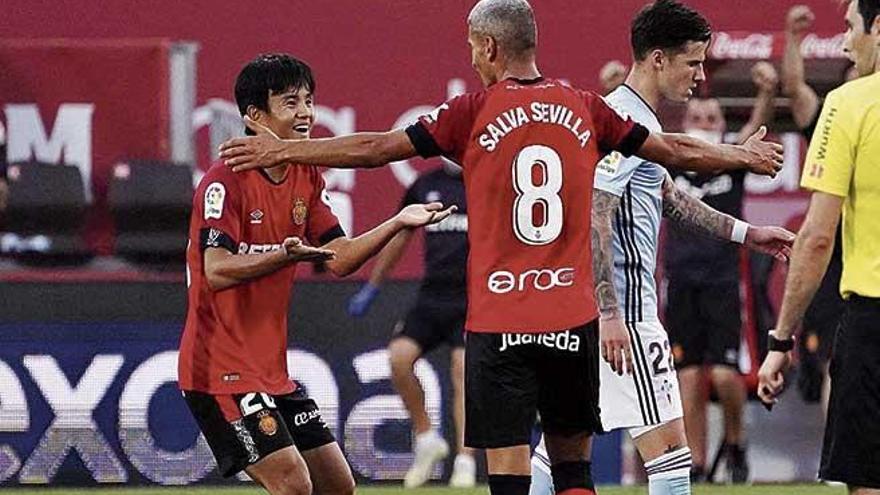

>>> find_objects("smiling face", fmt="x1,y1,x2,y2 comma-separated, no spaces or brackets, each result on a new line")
656,40,708,103
256,86,315,140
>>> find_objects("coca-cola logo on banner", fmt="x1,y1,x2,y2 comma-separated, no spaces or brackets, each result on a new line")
710,31,846,60
710,32,774,59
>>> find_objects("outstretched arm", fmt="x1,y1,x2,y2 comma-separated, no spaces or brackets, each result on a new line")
637,126,783,177
323,203,454,277
661,173,794,260
220,118,418,171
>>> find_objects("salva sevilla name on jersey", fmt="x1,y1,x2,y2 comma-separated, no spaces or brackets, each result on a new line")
478,102,593,152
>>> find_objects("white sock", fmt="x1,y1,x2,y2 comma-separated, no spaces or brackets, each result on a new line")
415,430,440,448
645,447,692,495
529,443,554,495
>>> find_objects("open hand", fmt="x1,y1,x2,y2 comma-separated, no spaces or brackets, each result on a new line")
600,317,633,376
283,237,336,263
742,126,784,177
745,225,795,262
397,202,458,228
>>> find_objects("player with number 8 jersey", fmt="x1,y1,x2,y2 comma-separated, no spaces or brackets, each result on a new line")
407,78,647,333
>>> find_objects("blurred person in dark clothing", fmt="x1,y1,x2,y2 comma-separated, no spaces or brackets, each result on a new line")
663,61,778,483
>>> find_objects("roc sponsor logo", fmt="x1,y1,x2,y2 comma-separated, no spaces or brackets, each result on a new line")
487,267,575,294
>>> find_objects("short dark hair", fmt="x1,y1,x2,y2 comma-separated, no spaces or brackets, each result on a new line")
233,53,315,117
630,0,712,61
858,0,880,32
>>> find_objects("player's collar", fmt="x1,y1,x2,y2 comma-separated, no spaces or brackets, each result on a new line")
505,76,544,85
257,165,291,186
620,84,660,120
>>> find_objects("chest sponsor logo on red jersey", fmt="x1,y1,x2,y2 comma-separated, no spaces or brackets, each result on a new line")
238,242,283,254
478,102,592,152
487,266,575,294
249,209,264,224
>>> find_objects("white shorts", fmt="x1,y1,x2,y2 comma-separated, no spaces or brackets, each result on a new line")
599,320,683,431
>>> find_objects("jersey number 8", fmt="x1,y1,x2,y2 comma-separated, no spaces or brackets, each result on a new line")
512,145,563,245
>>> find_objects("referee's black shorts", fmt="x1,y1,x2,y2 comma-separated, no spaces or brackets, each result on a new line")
820,295,880,488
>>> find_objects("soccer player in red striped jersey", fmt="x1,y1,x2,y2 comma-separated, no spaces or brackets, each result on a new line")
179,54,455,495
219,3,784,494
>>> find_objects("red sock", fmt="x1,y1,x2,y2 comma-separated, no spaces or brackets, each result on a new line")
557,488,595,495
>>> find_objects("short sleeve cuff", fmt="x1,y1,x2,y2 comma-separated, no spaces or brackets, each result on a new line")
616,123,650,157
800,177,848,198
200,227,237,254
317,225,346,246
593,181,625,197
405,122,443,159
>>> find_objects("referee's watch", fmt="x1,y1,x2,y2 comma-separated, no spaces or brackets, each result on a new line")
767,331,795,352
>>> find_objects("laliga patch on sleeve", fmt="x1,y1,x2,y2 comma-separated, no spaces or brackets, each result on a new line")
597,152,623,177
204,182,226,220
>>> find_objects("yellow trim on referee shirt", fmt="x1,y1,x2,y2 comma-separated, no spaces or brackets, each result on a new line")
801,72,880,299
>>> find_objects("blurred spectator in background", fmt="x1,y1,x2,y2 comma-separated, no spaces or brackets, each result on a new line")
663,61,778,483
347,160,475,488
599,60,628,95
0,123,7,214
781,4,847,407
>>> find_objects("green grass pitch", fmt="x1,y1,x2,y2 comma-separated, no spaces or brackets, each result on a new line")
5,484,847,495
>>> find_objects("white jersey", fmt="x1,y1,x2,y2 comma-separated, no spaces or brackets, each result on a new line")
595,85,666,323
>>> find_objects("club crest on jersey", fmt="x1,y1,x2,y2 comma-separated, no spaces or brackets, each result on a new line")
257,410,278,436
292,198,308,225
249,209,264,224
204,182,226,220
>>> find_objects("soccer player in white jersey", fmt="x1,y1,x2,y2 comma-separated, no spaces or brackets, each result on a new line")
530,2,795,494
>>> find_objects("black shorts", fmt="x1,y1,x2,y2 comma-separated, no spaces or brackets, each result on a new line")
183,385,335,477
665,281,742,370
464,321,601,449
392,296,466,353
820,296,880,488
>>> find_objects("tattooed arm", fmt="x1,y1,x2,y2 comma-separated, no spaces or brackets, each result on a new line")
591,189,623,320
661,173,736,240
591,189,632,374
661,172,795,258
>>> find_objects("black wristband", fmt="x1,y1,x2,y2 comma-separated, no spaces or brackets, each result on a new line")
767,331,795,352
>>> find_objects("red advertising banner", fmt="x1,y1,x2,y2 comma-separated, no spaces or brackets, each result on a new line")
1,0,846,279
0,39,172,254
